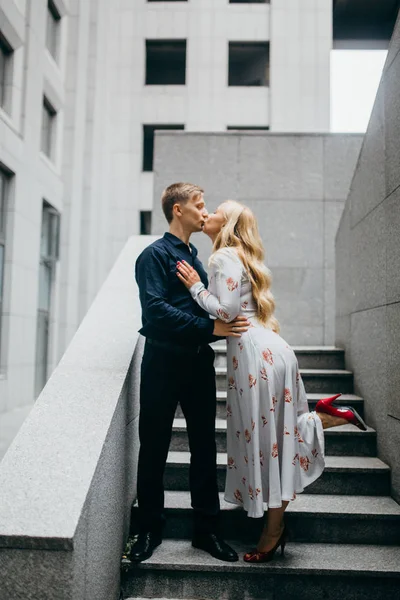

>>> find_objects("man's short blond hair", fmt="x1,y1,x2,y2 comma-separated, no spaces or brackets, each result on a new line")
161,182,204,224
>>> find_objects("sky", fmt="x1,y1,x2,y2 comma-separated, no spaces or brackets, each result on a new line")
330,50,388,133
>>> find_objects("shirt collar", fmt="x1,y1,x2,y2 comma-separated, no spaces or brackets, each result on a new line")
164,232,198,257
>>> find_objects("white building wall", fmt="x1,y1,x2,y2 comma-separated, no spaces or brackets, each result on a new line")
113,0,331,219
0,0,69,455
115,0,271,214
58,0,117,354
57,0,91,358
270,0,332,132
0,0,118,458
0,0,333,459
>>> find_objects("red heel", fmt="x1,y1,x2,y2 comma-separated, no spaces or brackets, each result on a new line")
316,394,368,431
244,527,287,563
319,393,342,406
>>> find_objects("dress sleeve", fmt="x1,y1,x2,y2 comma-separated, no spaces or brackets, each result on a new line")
135,247,215,343
189,249,242,323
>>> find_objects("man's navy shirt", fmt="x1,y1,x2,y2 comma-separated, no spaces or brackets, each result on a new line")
135,232,215,345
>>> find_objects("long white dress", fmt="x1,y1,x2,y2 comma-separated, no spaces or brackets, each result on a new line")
190,247,325,518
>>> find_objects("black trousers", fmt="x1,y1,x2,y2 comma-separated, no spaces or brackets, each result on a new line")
136,340,220,536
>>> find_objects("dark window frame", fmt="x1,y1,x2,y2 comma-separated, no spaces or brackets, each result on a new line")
140,211,152,235
35,200,60,397
229,1,269,4
46,0,61,61
142,124,185,172
228,41,270,87
41,96,57,160
40,201,61,264
0,32,13,112
145,39,187,85
0,165,13,365
227,126,270,130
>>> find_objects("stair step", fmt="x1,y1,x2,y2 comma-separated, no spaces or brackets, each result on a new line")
130,491,400,545
170,419,377,456
215,367,354,394
164,453,390,496
214,345,346,370
121,539,400,600
175,393,365,420
213,343,345,352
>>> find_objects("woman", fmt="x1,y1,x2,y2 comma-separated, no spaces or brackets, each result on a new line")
176,200,367,563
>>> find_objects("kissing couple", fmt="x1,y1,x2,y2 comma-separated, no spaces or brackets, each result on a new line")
130,182,367,564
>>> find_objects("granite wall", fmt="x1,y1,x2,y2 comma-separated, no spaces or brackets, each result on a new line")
152,132,362,345
335,15,400,502
0,236,154,600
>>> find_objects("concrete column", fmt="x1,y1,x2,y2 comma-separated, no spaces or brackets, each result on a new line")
57,0,91,356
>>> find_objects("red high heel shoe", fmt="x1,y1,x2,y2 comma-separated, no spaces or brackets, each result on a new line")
315,394,367,431
243,527,287,563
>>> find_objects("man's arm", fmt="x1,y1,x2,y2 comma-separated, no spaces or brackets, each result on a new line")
135,247,215,343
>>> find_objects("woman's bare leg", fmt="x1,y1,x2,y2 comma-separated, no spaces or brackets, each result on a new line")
255,413,345,552
316,412,348,429
256,501,289,552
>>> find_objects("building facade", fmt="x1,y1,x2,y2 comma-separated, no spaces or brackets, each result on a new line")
0,0,344,459
118,0,332,224
0,0,120,457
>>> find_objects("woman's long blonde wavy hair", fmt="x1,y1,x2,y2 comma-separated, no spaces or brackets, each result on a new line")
211,200,280,333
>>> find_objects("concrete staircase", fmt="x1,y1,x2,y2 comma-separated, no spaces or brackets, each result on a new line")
122,343,400,600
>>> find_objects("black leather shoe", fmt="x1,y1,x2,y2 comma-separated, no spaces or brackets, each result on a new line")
129,532,162,563
192,533,238,562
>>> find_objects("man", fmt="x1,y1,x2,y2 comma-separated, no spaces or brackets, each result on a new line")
131,182,249,563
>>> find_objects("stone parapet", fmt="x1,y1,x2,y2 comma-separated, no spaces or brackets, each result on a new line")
0,235,156,600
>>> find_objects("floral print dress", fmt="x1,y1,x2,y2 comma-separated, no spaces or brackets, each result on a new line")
189,247,325,518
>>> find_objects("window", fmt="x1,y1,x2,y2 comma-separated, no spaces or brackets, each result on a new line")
143,124,185,171
146,40,186,85
0,33,13,113
227,126,270,130
46,0,61,61
140,211,152,235
35,202,60,397
228,42,270,86
41,97,57,160
0,167,11,361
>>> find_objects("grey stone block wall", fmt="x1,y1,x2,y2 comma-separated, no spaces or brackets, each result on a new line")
335,12,400,502
0,236,154,600
153,132,362,345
